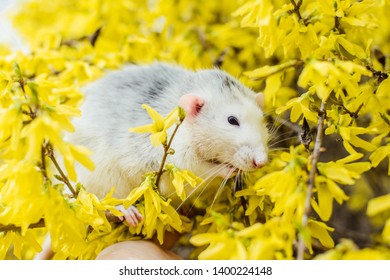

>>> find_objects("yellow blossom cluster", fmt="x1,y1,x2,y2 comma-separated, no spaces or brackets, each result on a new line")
0,0,390,260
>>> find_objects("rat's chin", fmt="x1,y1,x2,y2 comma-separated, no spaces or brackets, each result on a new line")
205,159,239,178
219,165,239,178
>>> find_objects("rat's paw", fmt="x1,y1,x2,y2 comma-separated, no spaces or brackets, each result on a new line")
115,205,143,226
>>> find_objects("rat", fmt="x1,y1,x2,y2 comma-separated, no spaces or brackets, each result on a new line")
65,63,269,226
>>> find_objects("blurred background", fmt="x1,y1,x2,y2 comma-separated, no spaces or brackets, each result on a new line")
0,0,27,51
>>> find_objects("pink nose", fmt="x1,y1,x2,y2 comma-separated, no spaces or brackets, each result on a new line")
253,159,265,168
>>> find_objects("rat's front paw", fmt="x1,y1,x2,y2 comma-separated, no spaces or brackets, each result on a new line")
115,205,143,226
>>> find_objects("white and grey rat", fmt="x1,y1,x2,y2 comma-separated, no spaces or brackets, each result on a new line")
66,63,269,225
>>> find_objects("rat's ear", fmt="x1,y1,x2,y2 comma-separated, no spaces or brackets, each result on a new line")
179,94,205,120
255,92,265,110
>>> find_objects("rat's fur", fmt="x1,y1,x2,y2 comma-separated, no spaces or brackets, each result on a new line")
66,63,269,205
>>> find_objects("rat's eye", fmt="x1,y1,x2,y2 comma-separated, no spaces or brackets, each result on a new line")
228,116,240,126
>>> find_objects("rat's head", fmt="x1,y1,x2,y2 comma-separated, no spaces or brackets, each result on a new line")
178,70,269,178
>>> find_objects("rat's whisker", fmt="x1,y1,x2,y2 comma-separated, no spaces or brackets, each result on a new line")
175,163,227,211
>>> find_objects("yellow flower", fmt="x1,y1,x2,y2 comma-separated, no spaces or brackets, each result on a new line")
367,193,390,217
314,239,389,260
190,230,248,260
308,220,334,251
165,163,202,201
317,155,371,185
370,145,390,175
129,105,179,147
122,174,184,243
191,218,295,260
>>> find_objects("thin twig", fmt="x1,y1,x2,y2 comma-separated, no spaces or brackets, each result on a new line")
290,0,304,22
19,79,36,119
155,121,183,188
268,115,302,134
366,65,389,83
45,143,78,197
333,99,363,126
297,102,326,260
40,142,49,184
61,26,103,47
0,212,123,233
235,174,250,226
0,219,45,232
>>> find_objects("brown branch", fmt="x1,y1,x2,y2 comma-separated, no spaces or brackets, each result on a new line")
290,0,304,22
234,174,250,226
61,26,103,47
0,212,123,233
40,141,49,184
269,115,302,134
333,99,363,126
155,121,182,188
18,77,37,120
366,65,389,83
45,143,78,197
297,102,326,260
0,219,45,232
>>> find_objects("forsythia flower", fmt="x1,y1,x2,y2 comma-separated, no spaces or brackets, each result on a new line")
191,217,296,260
123,174,185,244
370,145,390,175
130,105,180,147
165,163,203,201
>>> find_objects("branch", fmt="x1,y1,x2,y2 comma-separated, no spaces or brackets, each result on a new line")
290,0,304,22
45,143,78,197
0,219,45,232
155,121,183,188
61,26,103,47
16,67,36,120
234,174,250,226
40,141,50,184
366,65,389,83
0,212,123,233
268,114,302,135
297,102,326,260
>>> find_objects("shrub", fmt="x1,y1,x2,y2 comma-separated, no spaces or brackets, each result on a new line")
1,0,390,259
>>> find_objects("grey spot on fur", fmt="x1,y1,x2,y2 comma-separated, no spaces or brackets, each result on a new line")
223,76,236,89
144,79,169,98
